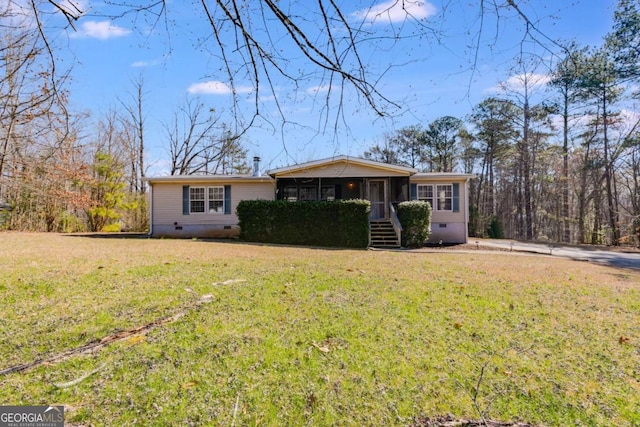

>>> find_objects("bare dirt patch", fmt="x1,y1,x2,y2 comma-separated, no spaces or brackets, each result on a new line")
413,415,539,426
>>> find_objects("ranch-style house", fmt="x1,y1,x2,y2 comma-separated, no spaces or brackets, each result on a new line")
145,155,474,247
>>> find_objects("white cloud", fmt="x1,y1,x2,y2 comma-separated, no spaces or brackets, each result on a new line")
548,107,640,134
7,1,88,30
352,0,437,24
306,84,331,95
71,20,131,40
132,59,160,68
187,81,253,95
2,1,35,28
132,60,153,68
485,73,552,94
258,95,277,102
58,0,87,18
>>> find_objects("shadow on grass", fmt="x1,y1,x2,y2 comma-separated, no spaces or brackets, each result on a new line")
61,232,365,251
62,232,150,239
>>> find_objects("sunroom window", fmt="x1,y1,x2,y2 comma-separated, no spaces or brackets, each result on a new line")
321,186,335,201
299,187,317,201
284,186,298,201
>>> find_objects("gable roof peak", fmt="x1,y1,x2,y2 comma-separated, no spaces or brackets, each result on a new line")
268,154,417,177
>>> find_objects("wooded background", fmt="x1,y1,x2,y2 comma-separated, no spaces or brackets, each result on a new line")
1,1,639,246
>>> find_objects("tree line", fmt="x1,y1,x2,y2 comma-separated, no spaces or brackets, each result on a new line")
1,1,639,246
0,63,249,232
365,1,640,246
0,7,249,233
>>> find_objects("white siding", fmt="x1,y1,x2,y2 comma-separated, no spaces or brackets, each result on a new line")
150,181,274,237
410,176,470,243
147,166,473,243
428,223,467,244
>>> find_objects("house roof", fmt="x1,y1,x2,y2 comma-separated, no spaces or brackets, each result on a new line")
144,174,273,184
144,157,476,184
267,155,417,178
412,172,476,182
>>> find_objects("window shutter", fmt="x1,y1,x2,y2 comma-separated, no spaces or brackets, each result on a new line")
224,185,232,214
182,185,190,215
452,183,460,212
410,183,417,200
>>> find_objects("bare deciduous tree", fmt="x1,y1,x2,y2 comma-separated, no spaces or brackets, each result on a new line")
119,76,147,194
167,99,247,175
31,1,564,135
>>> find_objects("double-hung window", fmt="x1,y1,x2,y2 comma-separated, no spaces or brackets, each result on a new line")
416,183,454,211
189,187,206,213
436,184,453,211
417,184,434,208
189,186,224,214
208,186,224,213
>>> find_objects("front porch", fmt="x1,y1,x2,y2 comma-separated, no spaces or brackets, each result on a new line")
274,177,407,248
274,176,411,220
268,156,419,248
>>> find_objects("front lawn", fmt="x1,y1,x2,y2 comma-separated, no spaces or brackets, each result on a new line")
0,233,638,426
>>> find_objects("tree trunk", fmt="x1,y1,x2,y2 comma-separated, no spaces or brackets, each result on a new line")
523,99,533,240
602,91,620,245
488,139,495,217
135,81,146,194
562,91,571,243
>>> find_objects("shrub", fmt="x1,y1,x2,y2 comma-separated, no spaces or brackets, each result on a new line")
397,201,431,247
102,223,122,233
237,199,370,248
486,215,504,239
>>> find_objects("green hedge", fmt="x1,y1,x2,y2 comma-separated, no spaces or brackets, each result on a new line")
237,199,371,248
397,201,431,247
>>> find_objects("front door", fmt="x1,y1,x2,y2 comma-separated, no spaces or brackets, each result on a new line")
368,180,386,219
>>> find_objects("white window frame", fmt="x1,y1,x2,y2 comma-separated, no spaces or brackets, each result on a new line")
416,184,434,208
436,184,453,211
189,186,206,213
208,186,225,214
417,184,453,211
190,186,225,214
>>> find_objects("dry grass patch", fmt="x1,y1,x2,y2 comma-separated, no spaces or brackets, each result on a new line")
0,232,638,426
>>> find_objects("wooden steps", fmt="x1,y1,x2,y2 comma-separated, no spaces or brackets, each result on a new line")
370,219,400,248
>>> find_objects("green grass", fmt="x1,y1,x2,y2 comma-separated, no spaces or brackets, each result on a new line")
0,233,639,426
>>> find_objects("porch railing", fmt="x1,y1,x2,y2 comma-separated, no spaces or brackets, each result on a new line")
389,202,403,247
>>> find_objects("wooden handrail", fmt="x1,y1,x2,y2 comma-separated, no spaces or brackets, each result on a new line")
389,202,403,246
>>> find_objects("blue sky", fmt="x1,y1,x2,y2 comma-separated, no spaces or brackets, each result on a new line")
54,0,619,174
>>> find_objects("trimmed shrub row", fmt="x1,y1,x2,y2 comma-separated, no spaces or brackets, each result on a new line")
237,199,371,248
397,200,432,248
